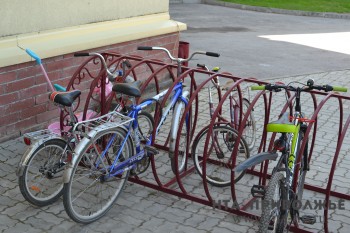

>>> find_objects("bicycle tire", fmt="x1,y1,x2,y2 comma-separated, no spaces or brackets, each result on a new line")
63,127,133,223
18,139,71,206
237,99,256,151
294,131,308,223
192,124,250,186
170,99,190,174
259,172,287,233
137,111,154,144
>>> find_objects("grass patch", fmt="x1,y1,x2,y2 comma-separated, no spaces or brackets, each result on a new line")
220,0,350,13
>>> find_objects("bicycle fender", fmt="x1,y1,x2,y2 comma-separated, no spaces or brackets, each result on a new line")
16,137,66,176
169,91,189,154
233,151,278,173
63,136,90,183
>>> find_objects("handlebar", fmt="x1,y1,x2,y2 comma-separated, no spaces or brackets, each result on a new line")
251,80,347,93
196,64,221,88
74,52,123,81
137,46,220,65
26,49,42,65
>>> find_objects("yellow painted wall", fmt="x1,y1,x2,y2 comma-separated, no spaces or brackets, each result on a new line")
0,0,169,37
0,0,187,67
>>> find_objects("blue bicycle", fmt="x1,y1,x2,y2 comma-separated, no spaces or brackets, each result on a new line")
62,47,219,223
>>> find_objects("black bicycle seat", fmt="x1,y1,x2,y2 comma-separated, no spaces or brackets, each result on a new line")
112,80,141,97
49,90,81,107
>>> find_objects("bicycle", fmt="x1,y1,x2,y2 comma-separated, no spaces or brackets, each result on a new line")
234,80,347,232
191,64,253,187
16,50,133,206
62,46,219,223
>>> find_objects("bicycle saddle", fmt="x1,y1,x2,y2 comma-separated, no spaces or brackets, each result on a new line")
266,112,297,133
49,90,81,107
112,80,141,97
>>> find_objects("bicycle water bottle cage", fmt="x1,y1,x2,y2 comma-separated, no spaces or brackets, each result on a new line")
49,90,81,107
112,80,141,97
266,112,297,133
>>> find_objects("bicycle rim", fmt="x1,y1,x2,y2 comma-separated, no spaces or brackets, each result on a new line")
63,128,131,223
241,99,256,151
192,125,249,186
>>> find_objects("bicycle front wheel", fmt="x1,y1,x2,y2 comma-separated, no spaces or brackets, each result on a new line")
63,128,132,224
18,139,71,206
192,125,250,187
259,172,288,233
170,99,190,174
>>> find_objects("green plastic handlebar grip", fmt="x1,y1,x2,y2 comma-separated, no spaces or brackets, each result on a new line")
333,86,347,92
251,85,265,91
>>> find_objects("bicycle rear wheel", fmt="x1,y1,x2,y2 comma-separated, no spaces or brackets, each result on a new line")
259,172,288,233
18,139,71,206
240,99,256,151
63,128,132,223
192,124,250,186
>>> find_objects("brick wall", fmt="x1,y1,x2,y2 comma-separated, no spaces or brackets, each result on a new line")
0,32,180,143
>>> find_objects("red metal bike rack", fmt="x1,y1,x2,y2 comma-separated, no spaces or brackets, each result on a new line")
64,54,350,233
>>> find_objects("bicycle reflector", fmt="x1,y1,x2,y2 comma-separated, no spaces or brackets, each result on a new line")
23,137,31,145
289,116,315,123
273,138,286,151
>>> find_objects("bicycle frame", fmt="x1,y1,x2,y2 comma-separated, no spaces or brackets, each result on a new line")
97,82,190,179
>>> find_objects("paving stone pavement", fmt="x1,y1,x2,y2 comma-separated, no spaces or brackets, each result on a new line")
1,70,350,233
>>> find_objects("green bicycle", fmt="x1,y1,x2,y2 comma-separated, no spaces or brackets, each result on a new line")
234,80,347,232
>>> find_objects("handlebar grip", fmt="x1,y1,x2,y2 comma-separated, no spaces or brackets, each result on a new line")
25,49,41,65
137,46,153,50
332,86,347,92
197,63,206,68
74,53,90,57
205,52,220,57
251,85,265,91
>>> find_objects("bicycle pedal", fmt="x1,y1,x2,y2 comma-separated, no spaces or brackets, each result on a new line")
300,215,316,225
251,185,265,198
144,145,159,155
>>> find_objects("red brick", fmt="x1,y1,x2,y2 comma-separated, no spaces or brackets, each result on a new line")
35,93,50,104
0,92,19,105
62,66,79,80
0,71,17,84
17,65,41,79
0,113,20,126
5,77,35,93
0,85,5,95
7,98,35,114
35,70,62,85
20,84,48,98
36,109,59,123
6,116,36,134
45,58,77,73
21,104,47,119
0,64,18,73
21,123,47,135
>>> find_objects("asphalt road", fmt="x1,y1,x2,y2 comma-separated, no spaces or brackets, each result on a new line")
170,3,350,80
